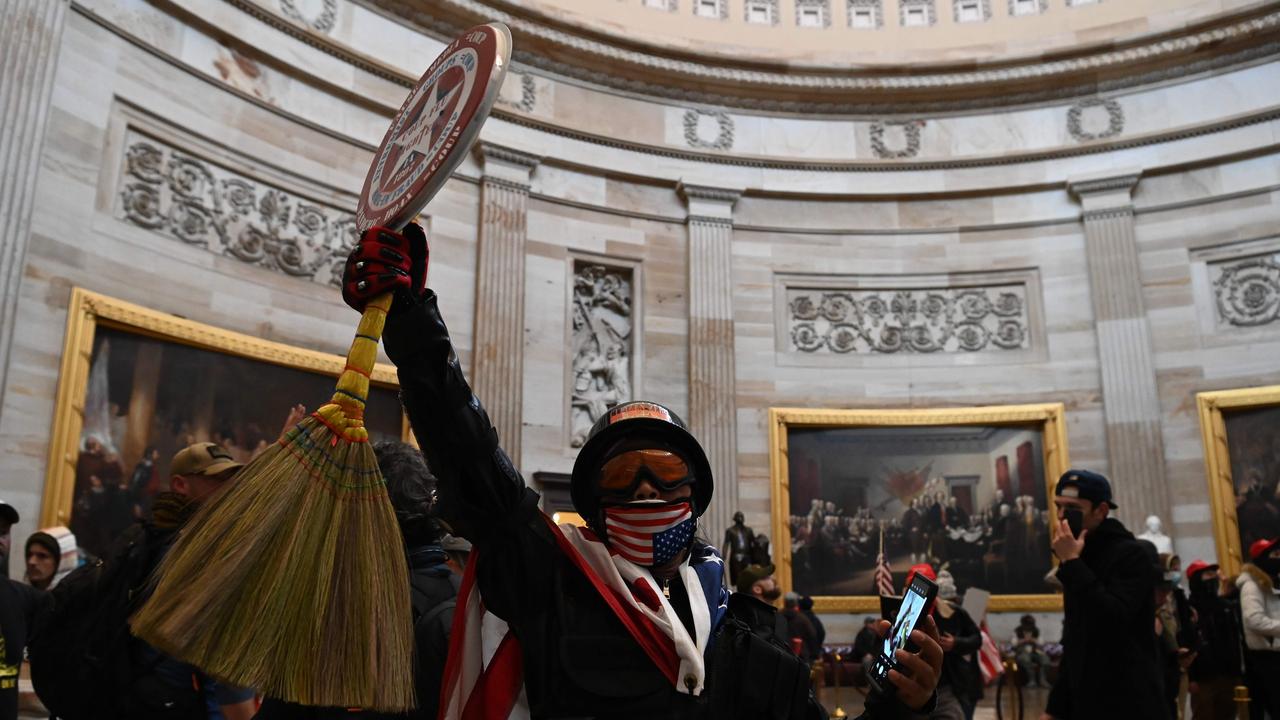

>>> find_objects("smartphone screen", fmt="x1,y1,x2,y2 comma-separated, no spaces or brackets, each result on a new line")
870,573,938,688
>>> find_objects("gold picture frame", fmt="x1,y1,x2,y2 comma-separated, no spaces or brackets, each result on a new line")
1197,385,1280,578
769,403,1070,613
40,287,406,532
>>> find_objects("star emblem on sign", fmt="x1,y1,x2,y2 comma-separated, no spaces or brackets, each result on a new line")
385,74,464,182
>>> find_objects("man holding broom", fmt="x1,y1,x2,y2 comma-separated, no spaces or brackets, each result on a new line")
342,223,943,719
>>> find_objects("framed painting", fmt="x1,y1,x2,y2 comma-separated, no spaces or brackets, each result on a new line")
40,288,407,559
1198,385,1280,577
769,404,1070,612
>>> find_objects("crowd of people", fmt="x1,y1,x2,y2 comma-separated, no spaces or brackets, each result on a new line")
789,488,1053,596
0,222,1276,720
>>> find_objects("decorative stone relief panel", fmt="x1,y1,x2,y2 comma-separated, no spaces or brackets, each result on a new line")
683,109,735,150
279,0,337,33
641,0,678,11
784,284,1030,355
899,0,937,27
1209,251,1280,328
570,261,634,447
870,120,924,159
744,0,780,24
116,130,357,287
1067,98,1124,141
795,0,832,28
847,0,884,28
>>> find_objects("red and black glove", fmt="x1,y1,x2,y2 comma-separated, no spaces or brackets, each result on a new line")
341,223,428,313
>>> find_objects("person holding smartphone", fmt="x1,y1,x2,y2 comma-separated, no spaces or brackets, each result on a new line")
1042,469,1167,720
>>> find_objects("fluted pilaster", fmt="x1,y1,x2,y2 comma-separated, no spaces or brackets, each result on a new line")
473,143,539,470
680,183,742,546
0,0,69,421
1069,172,1171,528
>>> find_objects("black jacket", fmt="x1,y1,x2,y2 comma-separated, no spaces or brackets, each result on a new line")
1188,590,1245,681
933,605,981,706
1045,518,1167,720
382,292,926,720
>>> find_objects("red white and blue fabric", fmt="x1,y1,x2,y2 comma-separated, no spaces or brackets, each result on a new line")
438,515,727,720
978,621,1004,685
875,551,895,597
603,501,695,567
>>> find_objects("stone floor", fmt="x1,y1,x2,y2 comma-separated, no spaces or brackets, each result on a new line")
822,685,1051,720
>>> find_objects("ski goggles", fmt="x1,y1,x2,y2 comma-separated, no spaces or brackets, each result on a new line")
597,449,694,497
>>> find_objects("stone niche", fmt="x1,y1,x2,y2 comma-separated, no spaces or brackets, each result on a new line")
569,260,636,447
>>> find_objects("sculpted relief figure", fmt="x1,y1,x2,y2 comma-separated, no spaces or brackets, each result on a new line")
570,264,633,447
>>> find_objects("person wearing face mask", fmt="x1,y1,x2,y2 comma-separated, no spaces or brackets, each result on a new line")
341,223,946,720
1041,469,1166,720
1236,538,1280,720
1184,560,1244,720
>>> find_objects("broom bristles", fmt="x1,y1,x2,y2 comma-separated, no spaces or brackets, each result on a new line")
131,295,415,711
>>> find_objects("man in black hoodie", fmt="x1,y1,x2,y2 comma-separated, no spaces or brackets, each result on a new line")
1042,469,1166,720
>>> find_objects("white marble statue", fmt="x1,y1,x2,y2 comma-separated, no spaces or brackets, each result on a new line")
1137,515,1174,555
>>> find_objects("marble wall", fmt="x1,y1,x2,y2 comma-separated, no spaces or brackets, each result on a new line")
1,0,1278,644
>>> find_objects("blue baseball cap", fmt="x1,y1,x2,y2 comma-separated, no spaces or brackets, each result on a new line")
1056,469,1117,508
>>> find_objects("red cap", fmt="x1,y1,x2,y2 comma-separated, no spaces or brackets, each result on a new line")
904,563,937,589
1185,560,1218,581
1249,538,1280,561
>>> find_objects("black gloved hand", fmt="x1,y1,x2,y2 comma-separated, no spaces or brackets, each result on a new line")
341,223,428,313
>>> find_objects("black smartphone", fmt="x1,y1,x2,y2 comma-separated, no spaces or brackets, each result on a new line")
867,573,938,697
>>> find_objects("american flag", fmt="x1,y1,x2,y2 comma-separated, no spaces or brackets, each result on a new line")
605,502,694,566
875,528,895,597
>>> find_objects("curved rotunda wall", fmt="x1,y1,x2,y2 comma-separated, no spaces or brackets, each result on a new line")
0,0,1277,646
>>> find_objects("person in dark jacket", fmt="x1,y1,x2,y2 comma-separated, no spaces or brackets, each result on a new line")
255,441,459,720
1042,469,1167,720
799,595,826,650
1184,560,1244,720
782,592,820,661
929,570,982,720
341,223,944,720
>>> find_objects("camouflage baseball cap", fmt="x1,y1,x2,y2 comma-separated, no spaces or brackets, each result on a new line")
170,442,243,478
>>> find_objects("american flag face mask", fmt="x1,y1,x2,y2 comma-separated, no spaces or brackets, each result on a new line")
603,500,695,567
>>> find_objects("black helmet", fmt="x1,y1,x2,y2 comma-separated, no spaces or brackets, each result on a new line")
570,401,714,521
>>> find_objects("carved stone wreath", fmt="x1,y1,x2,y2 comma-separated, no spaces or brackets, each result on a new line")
279,0,338,33
498,73,537,113
118,135,357,288
1067,97,1125,141
683,109,735,151
869,120,923,159
787,286,1029,355
1212,254,1280,328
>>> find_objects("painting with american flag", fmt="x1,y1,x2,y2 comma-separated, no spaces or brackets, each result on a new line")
769,405,1070,612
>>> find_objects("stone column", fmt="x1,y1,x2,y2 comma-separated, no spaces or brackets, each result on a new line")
472,143,539,471
0,0,69,419
679,183,742,547
1068,172,1171,527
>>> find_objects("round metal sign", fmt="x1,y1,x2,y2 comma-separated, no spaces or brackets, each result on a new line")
357,23,511,232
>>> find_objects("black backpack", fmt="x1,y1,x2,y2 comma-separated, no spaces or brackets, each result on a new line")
28,523,205,720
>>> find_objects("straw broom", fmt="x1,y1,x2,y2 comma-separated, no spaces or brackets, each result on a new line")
131,292,415,711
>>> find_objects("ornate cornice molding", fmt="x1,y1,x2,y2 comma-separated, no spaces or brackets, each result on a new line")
476,141,542,170
362,0,1280,112
1068,173,1142,198
678,182,744,205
